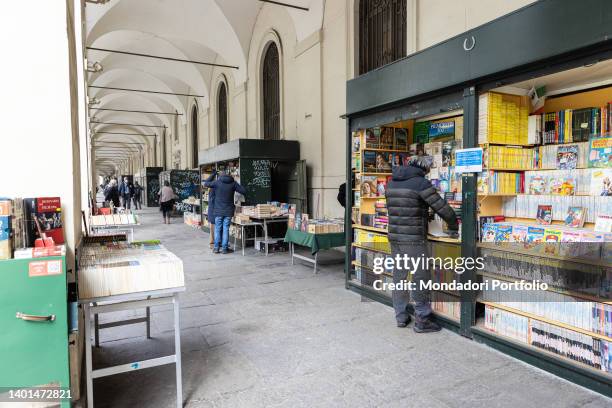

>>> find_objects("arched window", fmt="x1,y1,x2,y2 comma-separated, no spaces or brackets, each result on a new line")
262,42,280,140
358,0,407,75
191,105,198,168
218,82,228,145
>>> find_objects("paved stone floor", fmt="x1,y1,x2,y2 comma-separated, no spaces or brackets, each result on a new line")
90,209,611,408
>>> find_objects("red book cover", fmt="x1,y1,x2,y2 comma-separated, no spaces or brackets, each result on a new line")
24,197,64,246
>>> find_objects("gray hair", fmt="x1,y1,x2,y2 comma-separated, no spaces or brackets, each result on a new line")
408,155,433,172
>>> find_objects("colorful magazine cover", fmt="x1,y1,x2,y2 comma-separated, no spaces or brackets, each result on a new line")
564,206,587,228
549,176,575,195
579,231,604,260
375,152,392,172
494,224,512,242
526,226,545,243
363,151,377,172
528,175,548,195
511,224,529,242
557,145,579,170
376,179,387,197
352,131,361,153
364,128,379,149
559,230,581,258
379,127,394,149
360,176,377,197
394,128,409,151
536,205,553,225
482,223,497,242
590,168,612,196
588,136,611,168
594,215,612,232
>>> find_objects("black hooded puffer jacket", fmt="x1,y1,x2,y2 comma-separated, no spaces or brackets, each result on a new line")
386,164,458,242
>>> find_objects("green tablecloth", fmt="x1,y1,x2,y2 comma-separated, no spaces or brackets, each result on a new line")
284,229,345,255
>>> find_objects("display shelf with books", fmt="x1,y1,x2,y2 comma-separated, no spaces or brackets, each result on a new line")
475,78,612,382
345,9,612,394
348,112,464,324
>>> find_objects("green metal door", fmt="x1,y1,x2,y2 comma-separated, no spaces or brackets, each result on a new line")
287,160,308,214
0,257,70,404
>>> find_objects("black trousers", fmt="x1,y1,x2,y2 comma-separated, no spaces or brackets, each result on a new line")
390,241,433,323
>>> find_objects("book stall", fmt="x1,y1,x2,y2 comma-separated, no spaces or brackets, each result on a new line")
474,69,612,384
159,169,200,215
344,0,612,396
349,117,463,324
77,239,185,408
284,208,345,274
198,139,304,252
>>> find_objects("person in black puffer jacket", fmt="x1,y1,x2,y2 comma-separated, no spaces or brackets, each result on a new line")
386,155,458,333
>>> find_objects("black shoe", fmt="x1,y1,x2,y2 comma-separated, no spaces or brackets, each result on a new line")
396,321,408,328
213,248,220,254
221,248,228,254
414,318,441,333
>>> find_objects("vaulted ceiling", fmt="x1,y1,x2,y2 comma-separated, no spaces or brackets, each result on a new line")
85,0,324,175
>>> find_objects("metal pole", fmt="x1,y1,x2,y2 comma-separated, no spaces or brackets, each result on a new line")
89,108,183,116
86,47,239,70
90,121,166,128
88,85,205,99
259,0,309,11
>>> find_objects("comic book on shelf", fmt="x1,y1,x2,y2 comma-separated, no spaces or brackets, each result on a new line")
590,168,612,196
588,136,611,168
536,205,552,225
563,206,587,228
556,145,579,170
594,214,612,232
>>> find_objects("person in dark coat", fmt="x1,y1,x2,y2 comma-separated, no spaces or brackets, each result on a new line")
119,177,132,209
204,171,246,254
386,155,458,333
202,171,218,248
337,183,346,208
104,179,121,208
132,181,143,210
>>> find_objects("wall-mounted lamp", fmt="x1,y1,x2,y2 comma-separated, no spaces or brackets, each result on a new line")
86,61,103,73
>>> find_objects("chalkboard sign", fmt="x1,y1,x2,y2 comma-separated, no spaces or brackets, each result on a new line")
145,167,163,207
240,158,273,205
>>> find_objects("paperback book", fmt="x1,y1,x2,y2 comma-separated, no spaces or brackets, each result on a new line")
564,206,587,228
557,145,579,170
590,169,612,196
536,205,553,225
588,136,611,168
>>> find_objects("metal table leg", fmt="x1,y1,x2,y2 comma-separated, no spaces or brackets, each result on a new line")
241,225,245,256
173,294,183,408
290,242,294,265
264,220,269,256
146,295,151,339
93,302,99,348
313,252,318,274
84,303,94,408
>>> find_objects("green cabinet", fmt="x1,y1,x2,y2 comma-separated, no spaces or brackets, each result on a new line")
0,256,70,406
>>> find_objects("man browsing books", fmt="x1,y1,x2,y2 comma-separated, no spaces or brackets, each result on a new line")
204,170,246,254
386,155,459,333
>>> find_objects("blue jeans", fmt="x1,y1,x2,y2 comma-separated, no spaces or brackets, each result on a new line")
214,216,231,250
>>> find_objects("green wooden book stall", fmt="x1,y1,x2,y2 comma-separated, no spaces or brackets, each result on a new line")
0,256,70,407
